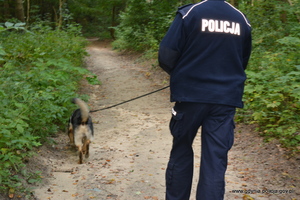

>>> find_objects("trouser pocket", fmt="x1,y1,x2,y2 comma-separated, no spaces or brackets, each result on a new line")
169,107,184,139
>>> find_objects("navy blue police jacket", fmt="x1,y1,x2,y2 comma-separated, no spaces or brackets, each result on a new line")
158,0,252,108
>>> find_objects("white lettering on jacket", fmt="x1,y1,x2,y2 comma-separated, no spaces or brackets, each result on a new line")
201,19,240,35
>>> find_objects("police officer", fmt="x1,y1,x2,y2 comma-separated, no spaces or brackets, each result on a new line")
158,0,252,199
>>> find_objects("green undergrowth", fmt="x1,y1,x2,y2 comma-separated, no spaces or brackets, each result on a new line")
236,25,300,151
237,65,300,150
0,28,99,198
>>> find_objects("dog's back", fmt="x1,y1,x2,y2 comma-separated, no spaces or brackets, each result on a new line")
71,98,93,127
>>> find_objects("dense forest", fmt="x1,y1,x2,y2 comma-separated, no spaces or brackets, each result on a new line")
0,0,299,198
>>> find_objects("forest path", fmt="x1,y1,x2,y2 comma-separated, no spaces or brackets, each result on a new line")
32,40,299,200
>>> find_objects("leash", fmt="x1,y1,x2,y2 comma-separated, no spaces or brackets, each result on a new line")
90,85,170,113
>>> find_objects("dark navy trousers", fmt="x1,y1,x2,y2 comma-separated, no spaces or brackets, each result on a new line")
166,102,236,200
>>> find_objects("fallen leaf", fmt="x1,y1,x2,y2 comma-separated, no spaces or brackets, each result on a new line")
106,179,115,184
72,193,79,197
107,194,118,199
8,188,14,199
243,194,254,200
282,172,289,177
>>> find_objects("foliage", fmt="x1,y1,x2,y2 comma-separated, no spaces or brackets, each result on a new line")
239,66,300,147
2,22,27,31
68,0,127,38
113,0,181,52
0,0,126,37
235,1,300,149
0,26,96,196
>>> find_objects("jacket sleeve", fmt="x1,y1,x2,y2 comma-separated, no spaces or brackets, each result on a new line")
243,25,252,70
158,13,186,74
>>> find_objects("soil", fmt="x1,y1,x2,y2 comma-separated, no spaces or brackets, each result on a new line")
5,39,300,200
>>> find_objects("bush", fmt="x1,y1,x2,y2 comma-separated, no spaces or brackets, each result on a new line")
236,2,300,149
239,66,300,147
113,0,178,52
0,28,96,196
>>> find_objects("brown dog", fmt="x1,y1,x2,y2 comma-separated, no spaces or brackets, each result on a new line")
68,98,94,164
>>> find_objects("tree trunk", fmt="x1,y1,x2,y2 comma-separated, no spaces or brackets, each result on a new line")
57,0,63,29
57,0,67,29
15,0,25,22
110,6,117,39
3,0,10,20
27,0,30,25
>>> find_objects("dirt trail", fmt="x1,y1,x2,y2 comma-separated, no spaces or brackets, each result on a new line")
31,40,299,200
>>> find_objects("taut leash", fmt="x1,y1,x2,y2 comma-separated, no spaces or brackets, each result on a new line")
90,85,170,113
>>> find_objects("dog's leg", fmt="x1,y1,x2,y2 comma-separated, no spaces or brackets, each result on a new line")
68,125,74,145
81,139,90,158
78,150,83,164
76,144,83,164
85,142,90,158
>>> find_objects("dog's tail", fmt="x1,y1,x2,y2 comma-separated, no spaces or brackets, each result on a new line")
72,98,89,123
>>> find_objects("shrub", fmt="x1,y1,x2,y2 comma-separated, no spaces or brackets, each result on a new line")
113,0,178,52
237,23,300,149
0,28,97,196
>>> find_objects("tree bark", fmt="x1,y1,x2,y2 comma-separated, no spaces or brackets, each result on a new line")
110,6,117,39
57,0,67,29
3,0,10,19
27,0,30,24
16,0,25,22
